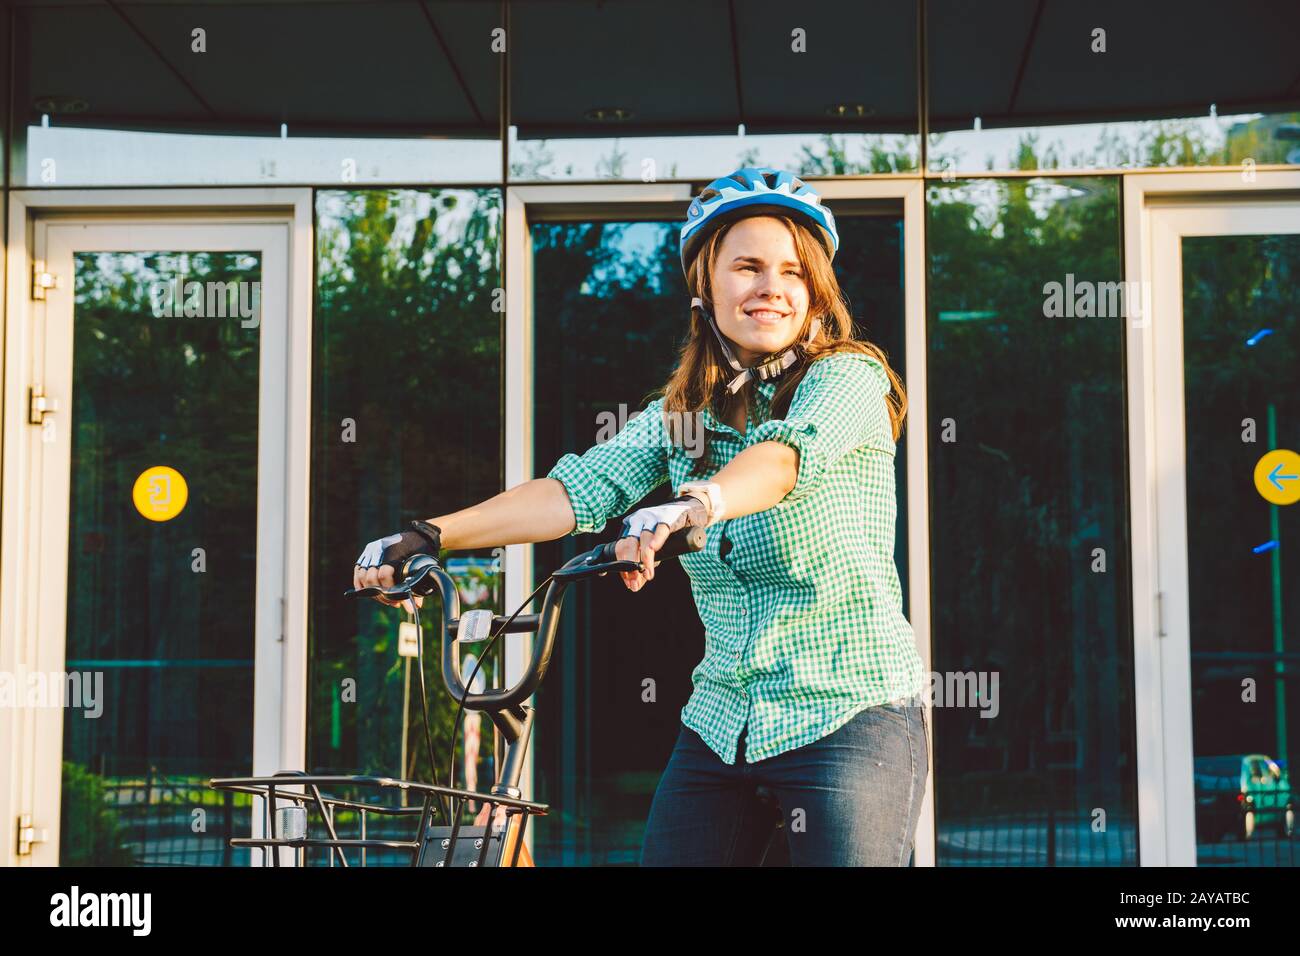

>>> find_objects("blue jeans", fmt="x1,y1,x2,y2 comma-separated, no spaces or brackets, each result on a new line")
640,696,929,866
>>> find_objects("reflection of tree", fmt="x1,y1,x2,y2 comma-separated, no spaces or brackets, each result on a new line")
311,189,502,785
60,762,137,866
797,132,921,174
922,171,1132,819
511,139,574,179
513,138,683,180
594,141,629,179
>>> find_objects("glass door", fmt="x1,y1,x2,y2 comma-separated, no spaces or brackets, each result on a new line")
16,219,290,865
1151,200,1300,866
526,208,911,865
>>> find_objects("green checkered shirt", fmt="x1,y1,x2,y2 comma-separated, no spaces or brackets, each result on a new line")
546,352,926,764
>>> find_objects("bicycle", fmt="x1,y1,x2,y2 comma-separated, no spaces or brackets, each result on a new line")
208,525,707,867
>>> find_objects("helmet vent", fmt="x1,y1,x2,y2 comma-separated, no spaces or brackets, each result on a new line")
762,172,780,190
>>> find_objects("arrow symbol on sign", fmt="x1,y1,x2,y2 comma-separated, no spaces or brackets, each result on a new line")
1268,463,1299,492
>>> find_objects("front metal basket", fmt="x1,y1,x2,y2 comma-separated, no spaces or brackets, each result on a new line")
207,772,548,867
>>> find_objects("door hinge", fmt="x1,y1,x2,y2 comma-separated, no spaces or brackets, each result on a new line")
17,814,49,856
28,386,59,425
1156,591,1167,637
32,261,58,300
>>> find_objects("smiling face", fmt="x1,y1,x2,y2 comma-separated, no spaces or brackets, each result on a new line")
708,216,811,367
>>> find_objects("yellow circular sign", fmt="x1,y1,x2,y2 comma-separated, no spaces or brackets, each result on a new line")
1254,449,1300,506
132,466,189,521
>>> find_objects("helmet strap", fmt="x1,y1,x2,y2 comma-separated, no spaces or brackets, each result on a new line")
691,297,820,395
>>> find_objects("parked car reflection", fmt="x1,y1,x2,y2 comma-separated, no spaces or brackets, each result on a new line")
1195,754,1294,842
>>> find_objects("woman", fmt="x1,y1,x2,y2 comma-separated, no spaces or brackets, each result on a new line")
354,166,928,867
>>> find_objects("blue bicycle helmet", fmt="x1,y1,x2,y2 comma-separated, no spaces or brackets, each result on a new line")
680,167,840,394
679,166,839,279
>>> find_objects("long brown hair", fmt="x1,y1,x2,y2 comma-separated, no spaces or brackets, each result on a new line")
654,213,907,478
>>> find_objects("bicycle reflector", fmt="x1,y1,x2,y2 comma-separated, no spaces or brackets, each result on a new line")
455,609,495,644
277,806,308,841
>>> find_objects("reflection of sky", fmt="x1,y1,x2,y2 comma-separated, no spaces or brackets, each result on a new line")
26,123,498,185
584,221,674,295
509,113,1274,179
75,251,259,300
26,109,1280,186
507,126,918,179
928,114,1263,172
928,177,1109,231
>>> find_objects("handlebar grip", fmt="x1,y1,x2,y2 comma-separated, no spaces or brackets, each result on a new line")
597,524,707,563
657,525,708,559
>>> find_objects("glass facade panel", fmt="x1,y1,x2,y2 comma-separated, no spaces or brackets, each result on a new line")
1182,233,1299,865
926,177,1137,865
308,189,503,809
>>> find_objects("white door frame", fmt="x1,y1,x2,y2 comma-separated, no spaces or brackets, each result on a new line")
503,178,934,865
0,188,314,866
1123,169,1300,866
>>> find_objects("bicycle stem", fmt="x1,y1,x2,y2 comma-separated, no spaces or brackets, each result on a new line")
419,556,588,797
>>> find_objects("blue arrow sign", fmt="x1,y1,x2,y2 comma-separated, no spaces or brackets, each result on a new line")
1268,463,1299,492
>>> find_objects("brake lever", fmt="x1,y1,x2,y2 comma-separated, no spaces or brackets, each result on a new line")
344,583,415,601
343,554,441,601
551,551,643,582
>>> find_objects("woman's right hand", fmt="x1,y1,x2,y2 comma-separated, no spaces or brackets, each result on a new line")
616,532,659,592
614,495,708,591
353,521,441,607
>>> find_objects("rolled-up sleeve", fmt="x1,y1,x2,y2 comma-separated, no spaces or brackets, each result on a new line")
546,398,671,535
748,353,895,503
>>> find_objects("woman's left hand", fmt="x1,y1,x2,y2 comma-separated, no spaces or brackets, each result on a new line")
616,495,709,591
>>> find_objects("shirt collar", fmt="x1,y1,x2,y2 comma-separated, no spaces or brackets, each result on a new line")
701,377,779,435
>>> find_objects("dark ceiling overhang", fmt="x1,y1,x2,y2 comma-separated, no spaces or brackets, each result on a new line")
10,0,1300,142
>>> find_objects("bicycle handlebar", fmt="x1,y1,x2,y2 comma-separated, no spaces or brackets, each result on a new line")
342,526,706,714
